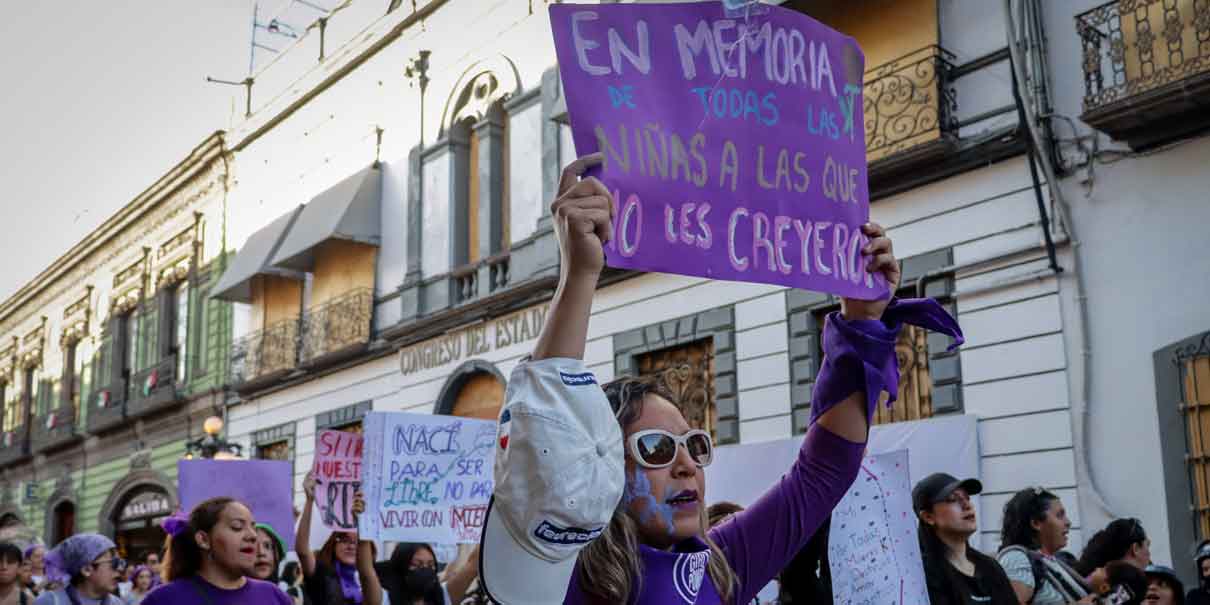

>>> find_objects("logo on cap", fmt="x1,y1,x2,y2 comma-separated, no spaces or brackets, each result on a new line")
498,409,511,451
559,371,597,386
532,520,604,545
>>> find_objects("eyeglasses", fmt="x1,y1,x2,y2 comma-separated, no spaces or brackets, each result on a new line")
332,534,357,545
94,558,127,572
626,429,713,469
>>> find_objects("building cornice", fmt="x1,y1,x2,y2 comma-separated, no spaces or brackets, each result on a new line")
0,132,229,327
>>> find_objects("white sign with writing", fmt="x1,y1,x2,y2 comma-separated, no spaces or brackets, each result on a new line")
828,449,930,605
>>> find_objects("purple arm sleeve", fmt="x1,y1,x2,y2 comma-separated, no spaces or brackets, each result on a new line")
708,297,962,602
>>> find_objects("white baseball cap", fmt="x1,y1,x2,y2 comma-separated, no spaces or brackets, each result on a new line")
479,358,625,604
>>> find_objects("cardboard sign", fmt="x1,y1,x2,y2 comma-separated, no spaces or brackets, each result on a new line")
178,459,296,550
828,450,929,605
313,430,364,531
551,2,888,300
358,412,496,544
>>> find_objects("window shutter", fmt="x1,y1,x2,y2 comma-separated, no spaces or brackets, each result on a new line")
141,307,159,372
157,288,174,361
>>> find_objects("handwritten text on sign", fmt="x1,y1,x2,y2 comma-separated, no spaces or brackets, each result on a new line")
313,430,363,531
828,450,929,605
551,3,887,300
358,412,496,544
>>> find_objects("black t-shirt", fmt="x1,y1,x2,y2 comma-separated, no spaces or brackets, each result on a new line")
1188,588,1210,605
957,570,993,604
303,562,352,605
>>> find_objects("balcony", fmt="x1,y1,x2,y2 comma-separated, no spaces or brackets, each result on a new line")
229,317,300,393
299,288,373,368
31,406,81,454
864,46,959,190
1077,0,1210,149
0,426,29,467
451,254,511,307
87,382,127,434
126,354,181,420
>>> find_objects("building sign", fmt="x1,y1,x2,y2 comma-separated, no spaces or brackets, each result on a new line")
399,305,550,376
119,491,171,522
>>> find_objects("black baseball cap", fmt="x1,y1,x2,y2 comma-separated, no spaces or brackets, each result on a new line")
912,473,983,512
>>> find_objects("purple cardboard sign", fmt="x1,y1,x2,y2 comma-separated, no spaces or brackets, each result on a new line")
178,459,296,550
551,2,888,300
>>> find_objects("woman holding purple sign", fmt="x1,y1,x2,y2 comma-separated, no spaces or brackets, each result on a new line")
475,155,963,604
140,497,291,605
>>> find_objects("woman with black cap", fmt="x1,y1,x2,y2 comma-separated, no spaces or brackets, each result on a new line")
1188,541,1210,605
913,472,1016,604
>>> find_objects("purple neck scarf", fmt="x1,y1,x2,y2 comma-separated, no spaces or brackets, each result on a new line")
335,560,363,604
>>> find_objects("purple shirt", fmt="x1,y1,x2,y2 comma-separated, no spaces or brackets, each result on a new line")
563,298,962,604
140,576,292,605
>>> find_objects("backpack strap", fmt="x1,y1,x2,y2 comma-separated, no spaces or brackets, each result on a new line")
998,545,1047,603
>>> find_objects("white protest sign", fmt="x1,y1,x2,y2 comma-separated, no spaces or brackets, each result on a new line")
828,449,930,605
358,411,497,544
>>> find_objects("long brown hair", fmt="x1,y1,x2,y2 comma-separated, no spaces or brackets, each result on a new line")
163,497,237,582
576,377,737,604
315,532,367,570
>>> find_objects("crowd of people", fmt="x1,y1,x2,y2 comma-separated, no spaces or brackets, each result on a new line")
0,155,1202,605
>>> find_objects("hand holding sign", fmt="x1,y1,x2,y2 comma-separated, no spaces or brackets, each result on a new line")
313,430,364,531
553,152,614,281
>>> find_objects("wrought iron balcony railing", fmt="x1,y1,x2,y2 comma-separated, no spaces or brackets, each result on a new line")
1077,0,1210,148
299,288,374,366
229,317,300,387
864,45,958,164
31,405,81,454
0,424,29,467
87,381,127,434
127,353,181,419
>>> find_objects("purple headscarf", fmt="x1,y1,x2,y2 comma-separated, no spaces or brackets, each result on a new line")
44,534,116,584
129,565,154,591
334,560,363,604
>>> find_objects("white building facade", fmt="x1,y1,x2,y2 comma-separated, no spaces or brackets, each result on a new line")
209,0,1210,584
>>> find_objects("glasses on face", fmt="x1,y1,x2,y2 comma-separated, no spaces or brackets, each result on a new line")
94,558,127,573
627,429,713,469
333,534,357,545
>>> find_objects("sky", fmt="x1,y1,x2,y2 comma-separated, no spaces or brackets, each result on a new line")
0,1,260,303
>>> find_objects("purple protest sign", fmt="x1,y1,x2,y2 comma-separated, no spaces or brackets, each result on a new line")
551,2,888,300
178,459,296,550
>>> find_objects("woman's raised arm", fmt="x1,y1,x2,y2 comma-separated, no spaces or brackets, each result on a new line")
531,153,611,362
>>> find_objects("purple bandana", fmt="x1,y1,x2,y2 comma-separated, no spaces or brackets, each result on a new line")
44,534,116,585
335,560,363,604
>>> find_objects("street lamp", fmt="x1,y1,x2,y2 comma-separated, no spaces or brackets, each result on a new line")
405,50,431,145
184,416,243,460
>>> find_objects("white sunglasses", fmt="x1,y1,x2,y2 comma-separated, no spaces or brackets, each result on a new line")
626,429,714,469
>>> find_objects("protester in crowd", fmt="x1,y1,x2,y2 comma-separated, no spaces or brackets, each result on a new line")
705,501,742,529
279,561,305,605
913,472,1017,604
703,503,779,604
22,548,44,595
34,534,125,605
1078,519,1152,577
0,543,35,605
998,487,1094,604
1095,561,1147,605
375,542,480,605
252,523,288,584
121,566,153,605
296,475,384,605
1186,541,1210,605
114,565,131,600
776,520,832,604
1144,565,1184,605
476,154,963,604
140,554,159,591
18,559,34,597
139,496,291,604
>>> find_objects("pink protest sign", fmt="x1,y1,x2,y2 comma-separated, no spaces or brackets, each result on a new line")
313,430,364,531
551,2,888,300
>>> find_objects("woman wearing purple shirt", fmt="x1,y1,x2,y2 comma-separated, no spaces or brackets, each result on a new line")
479,154,962,604
140,497,291,605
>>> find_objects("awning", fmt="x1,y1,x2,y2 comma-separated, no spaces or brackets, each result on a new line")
210,206,305,303
269,164,382,272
